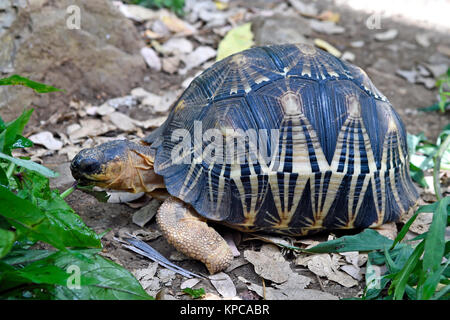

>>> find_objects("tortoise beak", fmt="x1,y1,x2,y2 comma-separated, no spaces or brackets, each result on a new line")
70,151,103,183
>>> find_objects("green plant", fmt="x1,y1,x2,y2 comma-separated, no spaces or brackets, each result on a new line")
128,0,185,16
419,68,450,113
0,76,152,299
407,125,450,188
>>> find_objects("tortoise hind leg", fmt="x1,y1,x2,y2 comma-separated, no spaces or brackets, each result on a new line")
156,196,233,274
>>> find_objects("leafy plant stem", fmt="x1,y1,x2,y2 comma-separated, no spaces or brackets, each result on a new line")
433,134,450,200
6,162,15,179
60,186,75,199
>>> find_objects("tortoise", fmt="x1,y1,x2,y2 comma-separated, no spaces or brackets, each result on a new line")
71,43,419,274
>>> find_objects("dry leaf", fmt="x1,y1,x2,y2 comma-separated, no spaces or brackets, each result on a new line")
209,272,237,298
29,131,63,151
141,47,162,71
307,254,358,288
314,38,341,57
244,244,291,284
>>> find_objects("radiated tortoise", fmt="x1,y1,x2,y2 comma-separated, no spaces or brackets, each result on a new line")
71,43,419,274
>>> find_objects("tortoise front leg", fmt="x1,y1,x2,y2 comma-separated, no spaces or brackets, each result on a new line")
156,196,233,274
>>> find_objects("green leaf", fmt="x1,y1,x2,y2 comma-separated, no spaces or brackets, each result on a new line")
182,287,205,299
1,249,54,266
304,229,394,253
76,184,110,203
0,184,101,250
0,109,33,154
0,152,58,178
409,163,428,188
11,136,33,149
45,250,151,300
0,75,62,93
216,22,254,61
390,241,425,300
417,197,450,299
391,203,437,249
0,228,15,258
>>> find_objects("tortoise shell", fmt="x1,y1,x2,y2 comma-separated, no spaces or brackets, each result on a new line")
146,43,418,235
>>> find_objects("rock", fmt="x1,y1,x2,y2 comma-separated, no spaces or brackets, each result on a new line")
0,0,146,123
141,47,162,71
309,19,345,35
29,131,63,150
252,14,312,46
374,29,398,41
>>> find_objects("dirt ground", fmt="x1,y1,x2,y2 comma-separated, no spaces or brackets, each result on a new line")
13,0,450,300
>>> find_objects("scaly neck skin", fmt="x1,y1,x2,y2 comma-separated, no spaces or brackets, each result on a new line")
102,146,165,193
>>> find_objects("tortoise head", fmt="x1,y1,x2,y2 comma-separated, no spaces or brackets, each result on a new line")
71,140,164,193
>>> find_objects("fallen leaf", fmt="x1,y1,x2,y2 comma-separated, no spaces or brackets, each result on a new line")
317,10,340,23
116,3,160,22
310,19,345,35
307,254,359,288
180,46,216,74
132,199,161,227
161,13,196,35
107,191,145,203
216,22,254,61
374,29,398,41
136,116,168,129
209,272,237,298
141,47,162,71
29,131,63,151
314,38,341,57
69,119,113,141
244,244,291,284
180,278,201,290
288,0,319,16
105,112,137,132
162,37,193,54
